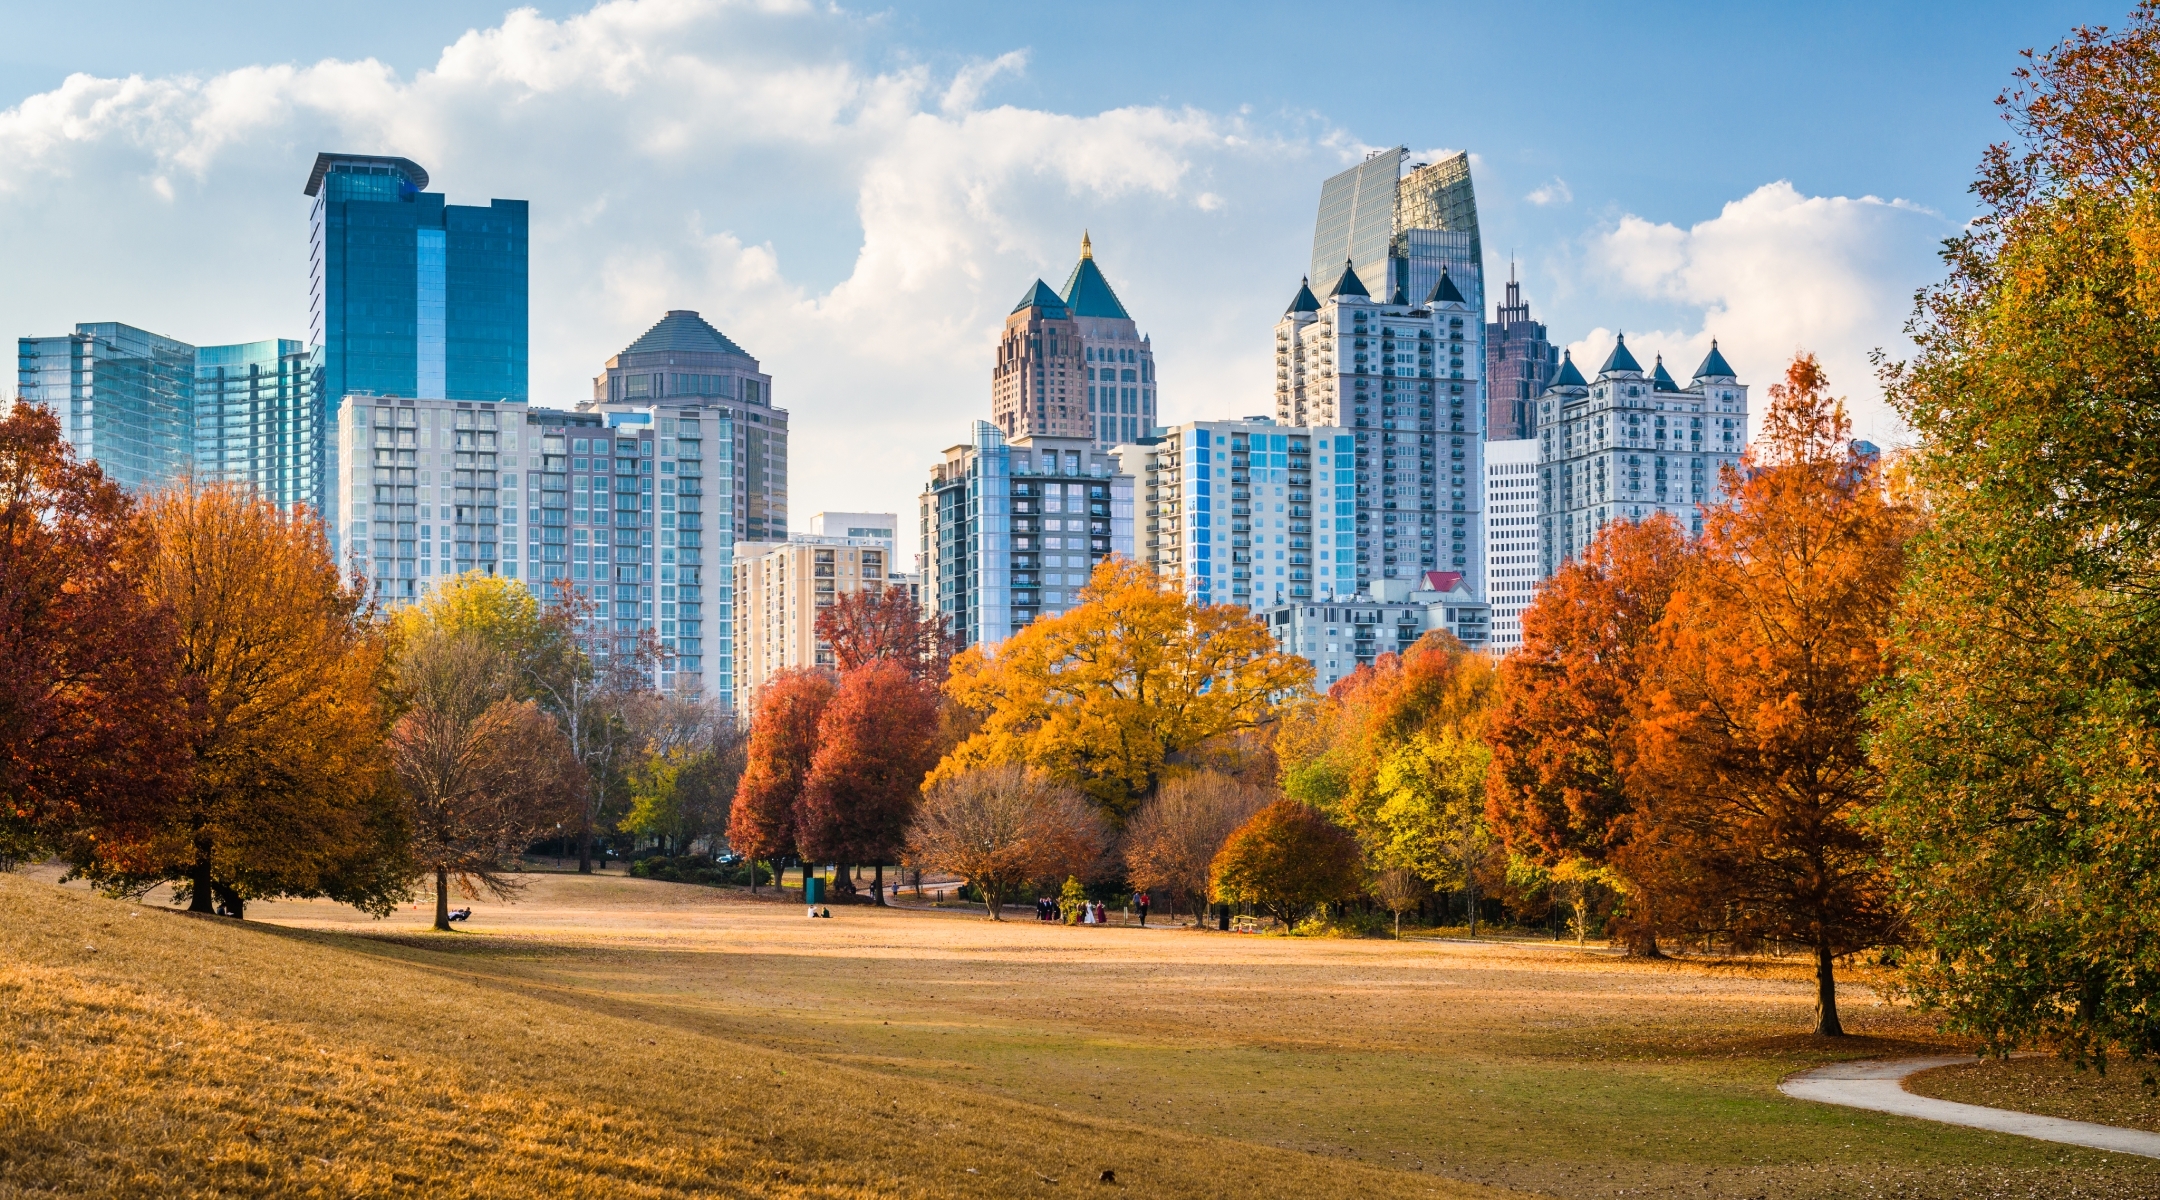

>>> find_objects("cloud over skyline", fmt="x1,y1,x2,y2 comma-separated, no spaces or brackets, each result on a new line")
0,0,1950,526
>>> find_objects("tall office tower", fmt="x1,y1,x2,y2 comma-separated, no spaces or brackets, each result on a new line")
1310,149,1484,331
1114,418,1350,610
591,310,785,543
992,234,1157,449
1483,438,1540,651
731,532,897,713
194,339,319,510
16,323,195,491
1484,266,1556,440
307,152,529,519
921,422,1133,651
1539,338,1749,574
1274,260,1488,597
334,398,734,699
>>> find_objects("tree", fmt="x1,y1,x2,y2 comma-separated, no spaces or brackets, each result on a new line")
524,582,649,873
1872,5,2160,1065
620,710,745,859
906,764,1106,920
798,661,941,905
1370,868,1426,939
1629,356,1911,1036
1122,771,1272,924
390,629,578,930
84,481,407,918
815,583,956,684
0,404,186,867
936,559,1313,821
729,668,837,892
1209,799,1362,929
1484,514,1689,954
1373,727,1494,935
393,571,580,701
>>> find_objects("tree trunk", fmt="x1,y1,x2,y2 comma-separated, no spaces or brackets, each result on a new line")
434,867,452,932
577,820,593,874
872,863,887,907
834,863,856,897
211,880,245,920
189,839,216,914
1633,891,1668,958
1814,936,1845,1036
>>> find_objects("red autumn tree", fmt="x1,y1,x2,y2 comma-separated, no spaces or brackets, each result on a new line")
1484,513,1689,954
1209,799,1364,928
797,660,942,905
1628,355,1912,1036
728,667,837,890
0,404,186,865
815,583,956,684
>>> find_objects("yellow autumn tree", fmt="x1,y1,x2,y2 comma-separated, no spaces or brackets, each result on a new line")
933,559,1312,820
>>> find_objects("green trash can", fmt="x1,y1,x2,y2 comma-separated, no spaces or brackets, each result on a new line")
804,876,824,910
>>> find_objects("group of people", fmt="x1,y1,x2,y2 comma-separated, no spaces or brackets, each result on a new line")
1032,892,1153,926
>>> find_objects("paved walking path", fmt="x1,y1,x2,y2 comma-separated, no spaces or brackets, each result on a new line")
1780,1055,2160,1159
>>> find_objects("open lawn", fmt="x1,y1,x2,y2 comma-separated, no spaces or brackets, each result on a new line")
5,867,2156,1199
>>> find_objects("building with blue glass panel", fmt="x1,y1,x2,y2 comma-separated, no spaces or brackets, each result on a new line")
15,323,196,492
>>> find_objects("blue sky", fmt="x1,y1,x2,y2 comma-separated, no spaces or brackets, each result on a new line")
0,0,2117,525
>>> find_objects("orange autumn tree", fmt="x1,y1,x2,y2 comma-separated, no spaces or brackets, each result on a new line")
1628,355,1913,1036
1210,798,1363,928
797,659,942,905
933,559,1311,821
1484,514,1690,954
728,667,837,890
814,583,956,685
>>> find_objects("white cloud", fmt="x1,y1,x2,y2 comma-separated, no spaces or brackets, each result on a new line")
1525,178,1571,207
1580,182,1946,444
0,0,1326,529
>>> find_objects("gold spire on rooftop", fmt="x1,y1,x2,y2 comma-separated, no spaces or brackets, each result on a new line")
1081,230,1093,260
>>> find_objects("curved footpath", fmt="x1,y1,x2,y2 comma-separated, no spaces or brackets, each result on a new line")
1780,1056,2160,1159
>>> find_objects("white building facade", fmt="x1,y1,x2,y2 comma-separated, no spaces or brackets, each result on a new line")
1256,573,1491,692
1539,338,1749,575
1484,438,1540,651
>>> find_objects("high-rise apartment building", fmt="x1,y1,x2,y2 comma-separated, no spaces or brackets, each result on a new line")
307,152,528,520
1539,337,1749,574
921,422,1133,651
590,310,785,543
731,532,899,713
17,324,318,505
1274,260,1488,597
991,235,1157,450
16,323,195,491
333,397,734,699
1115,418,1351,610
1483,438,1540,651
1485,267,1556,441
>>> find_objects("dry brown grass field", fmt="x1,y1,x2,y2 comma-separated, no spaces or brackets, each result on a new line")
4,867,2156,1199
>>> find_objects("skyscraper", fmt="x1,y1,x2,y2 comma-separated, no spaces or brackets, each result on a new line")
1274,260,1488,597
991,234,1157,449
1483,437,1540,650
16,323,195,492
590,310,784,543
307,152,528,520
193,339,319,511
1539,338,1749,575
1485,265,1556,441
1310,149,1483,322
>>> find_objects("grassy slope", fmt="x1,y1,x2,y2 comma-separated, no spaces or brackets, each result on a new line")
1910,1057,2160,1133
0,874,1503,1200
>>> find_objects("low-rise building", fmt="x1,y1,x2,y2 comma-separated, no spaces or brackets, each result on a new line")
1256,572,1490,691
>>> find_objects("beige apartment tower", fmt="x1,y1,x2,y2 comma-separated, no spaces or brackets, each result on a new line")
731,531,912,714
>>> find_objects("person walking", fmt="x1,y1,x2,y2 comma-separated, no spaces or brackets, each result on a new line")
1135,891,1150,927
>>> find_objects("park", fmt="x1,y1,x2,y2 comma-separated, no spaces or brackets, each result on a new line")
6,861,2157,1198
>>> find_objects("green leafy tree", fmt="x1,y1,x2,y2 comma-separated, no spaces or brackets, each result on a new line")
1872,6,2160,1064
1373,728,1494,934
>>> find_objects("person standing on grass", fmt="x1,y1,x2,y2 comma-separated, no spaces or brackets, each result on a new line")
1136,891,1150,927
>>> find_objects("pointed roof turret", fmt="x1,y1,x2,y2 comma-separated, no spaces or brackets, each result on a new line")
1692,339,1737,381
1652,355,1679,392
1425,267,1467,306
1327,258,1370,300
1550,349,1588,390
1060,233,1130,319
1012,279,1069,316
1389,280,1408,305
620,309,747,358
1285,277,1321,315
1598,332,1643,376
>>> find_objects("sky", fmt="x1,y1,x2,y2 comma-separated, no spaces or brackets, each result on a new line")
0,0,2120,528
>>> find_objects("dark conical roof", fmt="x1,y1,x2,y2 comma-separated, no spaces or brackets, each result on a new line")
1061,255,1130,319
621,310,746,358
1598,333,1643,375
1013,279,1069,316
1551,350,1588,389
1693,339,1737,380
1426,268,1467,306
1390,280,1408,305
1328,258,1370,300
1652,355,1679,392
1286,277,1320,315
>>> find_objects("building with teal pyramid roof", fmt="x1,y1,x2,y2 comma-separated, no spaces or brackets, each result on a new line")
991,232,1156,449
